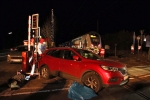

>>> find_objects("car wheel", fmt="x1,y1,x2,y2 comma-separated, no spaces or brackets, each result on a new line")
40,65,51,79
82,72,102,93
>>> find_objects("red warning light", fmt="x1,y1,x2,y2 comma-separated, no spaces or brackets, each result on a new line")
32,14,39,29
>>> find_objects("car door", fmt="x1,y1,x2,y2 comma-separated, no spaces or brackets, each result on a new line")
60,49,81,78
44,49,62,71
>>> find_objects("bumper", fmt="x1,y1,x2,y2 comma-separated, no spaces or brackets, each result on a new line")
119,78,129,86
100,71,129,87
9,59,22,63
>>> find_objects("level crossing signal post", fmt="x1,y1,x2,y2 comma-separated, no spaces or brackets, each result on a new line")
31,14,40,77
22,14,41,79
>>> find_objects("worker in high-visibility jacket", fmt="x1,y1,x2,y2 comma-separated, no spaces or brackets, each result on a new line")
34,36,46,56
100,47,105,58
39,37,47,53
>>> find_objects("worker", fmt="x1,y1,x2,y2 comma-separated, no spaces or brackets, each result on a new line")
100,47,105,58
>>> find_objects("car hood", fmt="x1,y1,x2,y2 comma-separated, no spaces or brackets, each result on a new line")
86,58,125,68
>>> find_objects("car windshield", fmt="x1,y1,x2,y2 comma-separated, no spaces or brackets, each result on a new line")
74,49,101,60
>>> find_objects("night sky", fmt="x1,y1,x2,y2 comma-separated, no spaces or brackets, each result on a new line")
0,0,150,49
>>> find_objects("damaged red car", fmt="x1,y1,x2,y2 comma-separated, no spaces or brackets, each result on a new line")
38,47,129,92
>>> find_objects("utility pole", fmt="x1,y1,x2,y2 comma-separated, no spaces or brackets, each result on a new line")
140,30,144,52
51,9,55,47
137,36,140,54
133,31,136,49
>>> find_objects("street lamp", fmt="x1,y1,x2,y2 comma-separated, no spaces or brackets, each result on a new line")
7,32,13,48
8,32,12,35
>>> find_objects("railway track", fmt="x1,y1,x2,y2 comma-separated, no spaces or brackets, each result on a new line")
124,85,150,100
123,66,150,100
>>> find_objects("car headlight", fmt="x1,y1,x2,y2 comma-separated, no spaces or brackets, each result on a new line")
100,65,118,72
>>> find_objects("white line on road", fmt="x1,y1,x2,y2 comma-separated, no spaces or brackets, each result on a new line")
0,88,69,96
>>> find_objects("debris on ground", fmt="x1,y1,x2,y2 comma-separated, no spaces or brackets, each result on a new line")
7,70,29,90
68,81,97,100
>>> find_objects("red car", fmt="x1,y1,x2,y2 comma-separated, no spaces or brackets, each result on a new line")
39,47,129,92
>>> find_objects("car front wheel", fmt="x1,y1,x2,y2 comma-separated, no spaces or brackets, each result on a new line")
82,72,102,93
40,65,51,79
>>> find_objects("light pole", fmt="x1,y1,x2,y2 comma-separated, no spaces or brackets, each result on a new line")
8,32,13,49
8,32,12,35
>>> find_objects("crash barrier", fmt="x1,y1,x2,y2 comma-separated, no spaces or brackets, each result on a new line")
68,82,97,100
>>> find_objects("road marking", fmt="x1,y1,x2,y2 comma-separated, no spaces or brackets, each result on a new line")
129,77,135,80
139,74,150,78
0,88,69,96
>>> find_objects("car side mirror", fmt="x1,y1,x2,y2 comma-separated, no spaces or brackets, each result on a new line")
73,55,79,61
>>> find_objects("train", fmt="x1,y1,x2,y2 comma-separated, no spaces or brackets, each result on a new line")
59,31,102,54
